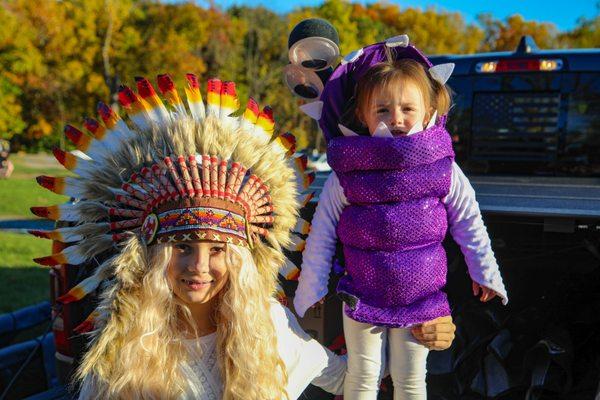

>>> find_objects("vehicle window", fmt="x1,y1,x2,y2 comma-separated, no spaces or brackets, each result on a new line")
471,91,560,160
562,72,600,175
445,77,471,164
445,68,600,177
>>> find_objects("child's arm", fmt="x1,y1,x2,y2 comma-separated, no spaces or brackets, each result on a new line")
271,301,345,396
444,162,509,304
293,172,348,317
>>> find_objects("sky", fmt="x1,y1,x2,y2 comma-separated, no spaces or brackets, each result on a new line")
193,0,598,31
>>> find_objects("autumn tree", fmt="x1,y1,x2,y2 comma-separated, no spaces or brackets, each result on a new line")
477,13,559,51
0,4,35,140
559,3,600,49
0,0,597,152
364,4,484,55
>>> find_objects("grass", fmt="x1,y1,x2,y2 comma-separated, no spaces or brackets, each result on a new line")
0,231,51,314
0,153,68,219
0,153,66,314
8,152,67,180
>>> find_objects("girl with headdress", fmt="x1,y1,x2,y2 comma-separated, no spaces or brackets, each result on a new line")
30,75,455,399
289,28,508,399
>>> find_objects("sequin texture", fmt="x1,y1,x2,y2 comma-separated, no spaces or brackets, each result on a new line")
327,126,455,327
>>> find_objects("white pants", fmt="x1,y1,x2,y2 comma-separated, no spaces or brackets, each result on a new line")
343,312,429,400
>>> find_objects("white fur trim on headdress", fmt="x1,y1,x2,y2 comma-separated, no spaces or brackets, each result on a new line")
429,63,455,85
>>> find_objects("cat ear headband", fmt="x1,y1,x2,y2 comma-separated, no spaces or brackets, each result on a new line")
285,20,455,141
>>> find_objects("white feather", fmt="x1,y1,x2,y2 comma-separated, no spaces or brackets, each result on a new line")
284,234,305,252
70,150,91,161
187,100,205,122
53,227,84,242
279,258,300,279
292,217,311,234
62,244,87,265
57,203,84,221
127,113,152,132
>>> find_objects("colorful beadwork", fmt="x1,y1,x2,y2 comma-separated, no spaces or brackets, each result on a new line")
158,206,247,243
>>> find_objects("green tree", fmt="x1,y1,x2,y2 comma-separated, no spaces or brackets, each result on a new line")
559,3,600,48
289,0,361,57
0,3,42,140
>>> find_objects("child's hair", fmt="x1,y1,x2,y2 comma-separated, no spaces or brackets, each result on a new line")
75,238,289,400
355,58,451,125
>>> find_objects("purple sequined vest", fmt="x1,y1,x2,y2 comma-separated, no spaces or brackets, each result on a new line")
327,126,455,327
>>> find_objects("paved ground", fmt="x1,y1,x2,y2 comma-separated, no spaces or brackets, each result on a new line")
0,219,54,232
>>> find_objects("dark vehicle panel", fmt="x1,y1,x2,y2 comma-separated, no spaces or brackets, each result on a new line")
430,43,600,178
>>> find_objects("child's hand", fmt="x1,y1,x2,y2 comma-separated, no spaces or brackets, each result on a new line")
411,315,456,350
472,281,498,302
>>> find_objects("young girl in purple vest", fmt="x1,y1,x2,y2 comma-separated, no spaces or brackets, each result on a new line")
293,38,509,399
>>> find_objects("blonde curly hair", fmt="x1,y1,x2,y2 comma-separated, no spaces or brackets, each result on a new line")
76,238,288,399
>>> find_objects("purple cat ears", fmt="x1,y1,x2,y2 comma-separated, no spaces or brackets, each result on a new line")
316,36,454,141
284,19,455,142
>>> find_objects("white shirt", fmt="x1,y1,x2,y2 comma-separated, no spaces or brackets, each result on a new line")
294,162,509,318
184,332,220,399
184,300,345,399
78,301,345,400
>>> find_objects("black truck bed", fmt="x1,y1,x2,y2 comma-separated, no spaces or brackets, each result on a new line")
470,175,600,219
313,172,600,221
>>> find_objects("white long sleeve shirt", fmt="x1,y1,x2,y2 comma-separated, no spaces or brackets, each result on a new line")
78,300,345,400
294,162,508,318
183,300,345,399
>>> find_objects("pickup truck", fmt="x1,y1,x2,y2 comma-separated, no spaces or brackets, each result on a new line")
432,36,600,223
425,36,600,399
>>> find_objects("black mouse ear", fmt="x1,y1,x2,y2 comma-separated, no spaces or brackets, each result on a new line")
315,66,334,86
288,18,340,71
284,64,324,101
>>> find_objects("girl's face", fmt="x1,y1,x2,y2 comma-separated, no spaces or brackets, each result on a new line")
361,80,430,137
167,241,229,305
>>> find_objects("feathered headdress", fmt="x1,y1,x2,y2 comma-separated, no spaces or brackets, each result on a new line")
30,75,313,330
